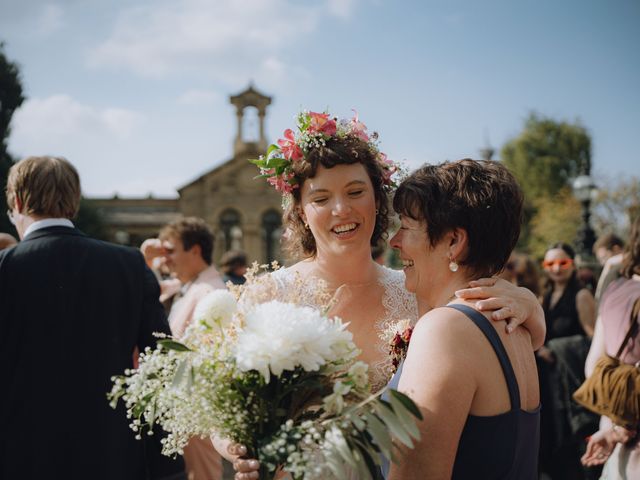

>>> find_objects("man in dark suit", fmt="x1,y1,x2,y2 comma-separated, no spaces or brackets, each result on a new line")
0,156,184,479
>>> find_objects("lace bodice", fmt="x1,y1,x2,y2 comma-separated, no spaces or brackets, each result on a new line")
270,265,419,392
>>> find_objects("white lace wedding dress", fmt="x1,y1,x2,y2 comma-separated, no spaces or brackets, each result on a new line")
271,264,418,393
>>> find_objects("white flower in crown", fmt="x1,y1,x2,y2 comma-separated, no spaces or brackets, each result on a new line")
193,289,238,329
234,300,357,382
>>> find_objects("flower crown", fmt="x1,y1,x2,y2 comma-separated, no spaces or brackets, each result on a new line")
251,110,401,195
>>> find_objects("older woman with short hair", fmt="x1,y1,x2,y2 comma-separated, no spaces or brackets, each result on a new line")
388,159,540,479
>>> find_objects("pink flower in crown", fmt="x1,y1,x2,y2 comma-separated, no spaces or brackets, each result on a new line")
267,171,297,194
350,110,369,142
277,129,303,161
307,112,337,136
378,153,398,185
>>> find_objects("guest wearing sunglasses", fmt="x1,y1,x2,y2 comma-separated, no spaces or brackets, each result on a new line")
538,242,599,480
541,243,596,343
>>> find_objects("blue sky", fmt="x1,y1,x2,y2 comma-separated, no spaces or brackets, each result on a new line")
1,0,638,197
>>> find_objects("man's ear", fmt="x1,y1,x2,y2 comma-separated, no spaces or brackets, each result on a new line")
188,243,203,259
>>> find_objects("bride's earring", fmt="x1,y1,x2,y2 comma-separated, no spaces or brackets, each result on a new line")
448,256,459,272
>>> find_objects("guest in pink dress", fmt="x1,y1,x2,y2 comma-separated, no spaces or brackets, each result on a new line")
582,217,640,479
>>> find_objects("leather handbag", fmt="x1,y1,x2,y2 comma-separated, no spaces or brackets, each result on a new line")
573,297,640,430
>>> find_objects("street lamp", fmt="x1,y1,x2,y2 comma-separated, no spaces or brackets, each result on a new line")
572,174,597,261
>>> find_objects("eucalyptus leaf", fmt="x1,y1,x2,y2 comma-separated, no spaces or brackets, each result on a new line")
325,449,349,479
158,339,191,352
350,414,366,431
348,438,374,480
353,434,383,467
329,427,357,468
389,389,423,420
389,393,421,439
375,402,414,448
363,411,393,459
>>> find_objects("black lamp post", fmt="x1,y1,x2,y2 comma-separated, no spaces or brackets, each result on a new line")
572,174,597,261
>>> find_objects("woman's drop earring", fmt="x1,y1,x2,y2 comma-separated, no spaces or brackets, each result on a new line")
449,257,459,272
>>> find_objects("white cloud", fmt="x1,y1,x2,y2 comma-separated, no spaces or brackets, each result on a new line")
87,0,349,84
10,94,145,150
177,89,221,106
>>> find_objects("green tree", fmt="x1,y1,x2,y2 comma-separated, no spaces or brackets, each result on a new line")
527,188,581,258
502,113,591,200
0,42,25,235
501,113,593,253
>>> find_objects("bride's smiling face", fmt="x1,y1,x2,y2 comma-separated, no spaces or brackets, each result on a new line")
299,163,377,257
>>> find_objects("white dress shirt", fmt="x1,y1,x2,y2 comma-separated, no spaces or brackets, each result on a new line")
23,218,74,240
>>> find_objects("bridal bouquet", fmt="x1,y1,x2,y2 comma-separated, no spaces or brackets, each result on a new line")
109,266,421,480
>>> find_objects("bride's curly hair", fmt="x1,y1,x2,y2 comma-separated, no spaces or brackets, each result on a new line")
283,134,390,259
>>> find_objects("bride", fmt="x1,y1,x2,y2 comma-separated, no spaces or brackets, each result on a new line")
226,111,545,478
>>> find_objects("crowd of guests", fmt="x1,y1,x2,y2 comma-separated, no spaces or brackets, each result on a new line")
495,233,638,480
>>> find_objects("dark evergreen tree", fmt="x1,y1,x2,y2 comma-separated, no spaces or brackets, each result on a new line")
0,42,25,235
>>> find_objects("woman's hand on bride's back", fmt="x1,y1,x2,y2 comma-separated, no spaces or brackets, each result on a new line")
455,277,546,349
228,443,260,480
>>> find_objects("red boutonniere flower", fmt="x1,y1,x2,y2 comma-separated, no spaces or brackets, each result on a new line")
389,326,413,374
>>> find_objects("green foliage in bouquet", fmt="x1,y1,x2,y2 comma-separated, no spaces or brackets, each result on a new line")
109,266,421,479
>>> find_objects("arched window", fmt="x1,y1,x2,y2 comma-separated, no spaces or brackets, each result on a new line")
262,209,282,264
219,209,242,252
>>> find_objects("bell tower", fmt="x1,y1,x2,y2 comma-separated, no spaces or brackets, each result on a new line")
229,83,272,156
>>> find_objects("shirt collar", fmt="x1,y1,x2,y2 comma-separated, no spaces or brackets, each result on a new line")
23,218,75,239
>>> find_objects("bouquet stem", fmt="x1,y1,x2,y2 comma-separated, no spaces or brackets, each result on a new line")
258,464,274,480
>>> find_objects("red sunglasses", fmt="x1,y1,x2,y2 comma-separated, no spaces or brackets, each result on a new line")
542,258,574,269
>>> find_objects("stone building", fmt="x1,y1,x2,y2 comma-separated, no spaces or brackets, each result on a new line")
89,84,285,265
179,85,284,265
90,195,181,247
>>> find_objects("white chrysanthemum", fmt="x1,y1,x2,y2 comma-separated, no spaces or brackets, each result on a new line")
193,290,238,329
234,300,356,382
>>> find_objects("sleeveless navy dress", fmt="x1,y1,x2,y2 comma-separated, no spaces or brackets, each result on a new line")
383,304,540,479
449,305,540,479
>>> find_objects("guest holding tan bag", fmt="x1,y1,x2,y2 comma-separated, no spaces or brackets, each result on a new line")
579,216,640,479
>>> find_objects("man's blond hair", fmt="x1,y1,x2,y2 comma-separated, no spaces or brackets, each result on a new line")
6,156,81,219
